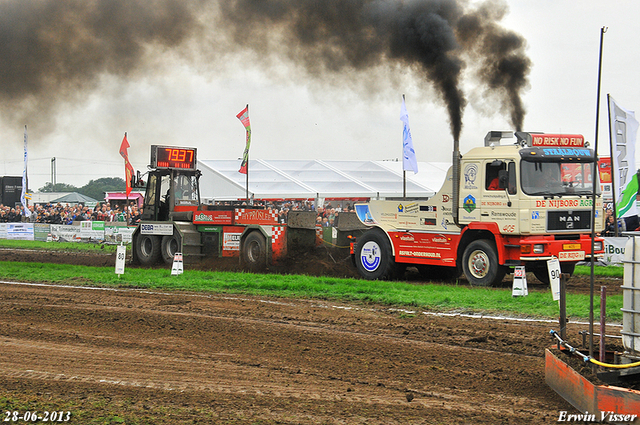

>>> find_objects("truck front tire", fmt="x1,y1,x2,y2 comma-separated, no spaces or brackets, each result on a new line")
531,262,575,284
135,234,161,266
355,229,398,280
462,239,506,286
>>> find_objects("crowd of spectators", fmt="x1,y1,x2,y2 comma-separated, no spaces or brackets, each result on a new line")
0,202,142,226
1,199,355,227
3,198,357,227
604,208,616,236
1,200,633,235
211,199,355,226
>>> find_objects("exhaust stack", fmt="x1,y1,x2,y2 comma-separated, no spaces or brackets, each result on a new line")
451,140,461,227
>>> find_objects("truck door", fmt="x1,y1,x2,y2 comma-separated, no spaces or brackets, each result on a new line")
480,160,518,234
460,161,482,223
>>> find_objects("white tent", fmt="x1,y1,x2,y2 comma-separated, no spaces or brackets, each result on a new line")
198,159,450,201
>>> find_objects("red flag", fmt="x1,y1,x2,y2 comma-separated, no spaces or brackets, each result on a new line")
237,105,251,174
119,133,135,197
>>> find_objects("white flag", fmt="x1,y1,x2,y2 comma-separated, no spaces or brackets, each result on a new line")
401,97,418,174
609,96,639,218
21,125,30,217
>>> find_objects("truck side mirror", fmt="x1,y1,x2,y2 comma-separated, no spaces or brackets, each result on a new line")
498,170,509,189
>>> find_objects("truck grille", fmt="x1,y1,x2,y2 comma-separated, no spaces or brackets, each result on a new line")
547,210,592,232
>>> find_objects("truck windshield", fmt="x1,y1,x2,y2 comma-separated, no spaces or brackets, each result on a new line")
521,161,598,197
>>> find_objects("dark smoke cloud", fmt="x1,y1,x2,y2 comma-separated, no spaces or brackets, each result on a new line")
216,0,530,139
456,1,530,131
0,0,203,130
0,0,530,141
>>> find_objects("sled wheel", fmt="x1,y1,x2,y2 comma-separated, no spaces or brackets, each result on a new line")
242,231,267,272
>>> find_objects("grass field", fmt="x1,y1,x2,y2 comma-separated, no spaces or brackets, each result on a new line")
0,237,624,321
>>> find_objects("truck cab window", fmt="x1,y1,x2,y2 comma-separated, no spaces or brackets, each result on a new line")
507,161,517,195
486,162,505,190
173,173,199,205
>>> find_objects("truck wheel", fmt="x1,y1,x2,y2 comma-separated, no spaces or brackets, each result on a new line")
161,232,180,265
355,229,397,280
462,239,506,286
531,262,575,284
135,234,161,266
242,232,267,272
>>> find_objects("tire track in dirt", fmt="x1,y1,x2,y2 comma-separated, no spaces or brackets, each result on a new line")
0,280,576,423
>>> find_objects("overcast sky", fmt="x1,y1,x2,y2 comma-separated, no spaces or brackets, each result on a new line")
0,0,638,192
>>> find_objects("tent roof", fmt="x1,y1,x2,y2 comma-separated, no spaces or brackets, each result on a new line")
198,159,450,200
51,192,99,204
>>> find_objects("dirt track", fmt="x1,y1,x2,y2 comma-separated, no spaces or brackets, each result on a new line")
0,249,625,424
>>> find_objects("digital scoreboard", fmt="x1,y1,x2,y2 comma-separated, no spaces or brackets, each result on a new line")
151,145,197,170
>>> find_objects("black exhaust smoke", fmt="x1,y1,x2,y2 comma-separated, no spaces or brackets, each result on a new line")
0,0,530,140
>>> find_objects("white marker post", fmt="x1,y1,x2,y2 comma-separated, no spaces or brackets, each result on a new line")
548,257,561,301
512,266,528,297
115,244,126,277
171,252,184,276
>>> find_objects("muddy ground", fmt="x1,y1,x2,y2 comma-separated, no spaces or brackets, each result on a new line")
0,248,630,424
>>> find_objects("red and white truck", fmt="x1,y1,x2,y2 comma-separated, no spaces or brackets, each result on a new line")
352,131,605,285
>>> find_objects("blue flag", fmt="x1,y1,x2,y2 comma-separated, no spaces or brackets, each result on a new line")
401,97,418,174
21,125,31,217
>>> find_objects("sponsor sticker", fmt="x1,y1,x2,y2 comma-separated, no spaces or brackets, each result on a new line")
223,232,241,251
360,241,381,272
463,194,476,213
463,163,478,188
140,223,174,235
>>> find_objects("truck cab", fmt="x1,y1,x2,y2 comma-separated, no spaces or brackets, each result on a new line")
141,169,201,222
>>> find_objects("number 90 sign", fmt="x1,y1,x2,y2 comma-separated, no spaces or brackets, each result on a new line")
547,258,561,301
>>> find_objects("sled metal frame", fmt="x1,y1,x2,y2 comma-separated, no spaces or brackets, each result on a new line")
545,348,640,422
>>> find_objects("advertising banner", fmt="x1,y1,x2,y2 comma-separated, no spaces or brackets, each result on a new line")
80,221,105,240
602,237,627,265
7,223,34,241
105,226,134,244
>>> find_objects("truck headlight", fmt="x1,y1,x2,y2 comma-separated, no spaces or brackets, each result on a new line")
594,241,603,251
533,244,544,254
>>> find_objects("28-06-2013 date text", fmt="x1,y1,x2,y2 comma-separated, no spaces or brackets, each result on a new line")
4,411,71,422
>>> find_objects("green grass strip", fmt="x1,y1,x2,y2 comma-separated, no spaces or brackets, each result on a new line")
0,239,119,254
575,264,623,278
0,261,623,322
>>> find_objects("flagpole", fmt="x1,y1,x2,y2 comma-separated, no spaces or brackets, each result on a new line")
21,125,30,219
236,104,251,203
606,94,619,237
124,132,130,224
402,95,407,199
246,105,250,204
589,25,607,365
